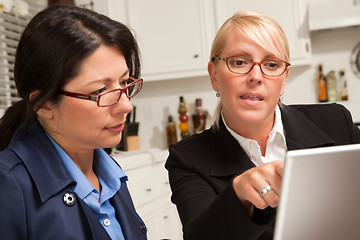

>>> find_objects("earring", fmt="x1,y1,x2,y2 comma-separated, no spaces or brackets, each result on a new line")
279,96,283,101
216,92,220,97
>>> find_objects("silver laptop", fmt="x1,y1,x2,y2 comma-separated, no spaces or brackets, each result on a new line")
274,144,360,240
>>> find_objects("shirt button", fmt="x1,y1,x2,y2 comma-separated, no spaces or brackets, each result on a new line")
140,223,147,234
103,219,111,226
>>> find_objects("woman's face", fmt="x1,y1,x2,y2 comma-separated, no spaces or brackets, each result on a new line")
42,45,133,152
209,29,288,135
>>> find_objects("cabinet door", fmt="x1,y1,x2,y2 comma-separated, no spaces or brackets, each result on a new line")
76,0,108,15
159,202,183,240
214,0,311,66
121,0,215,81
126,166,159,208
137,206,161,240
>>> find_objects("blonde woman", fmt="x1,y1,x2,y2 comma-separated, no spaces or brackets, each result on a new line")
165,11,360,240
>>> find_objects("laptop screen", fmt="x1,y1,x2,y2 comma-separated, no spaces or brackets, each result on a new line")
274,144,360,240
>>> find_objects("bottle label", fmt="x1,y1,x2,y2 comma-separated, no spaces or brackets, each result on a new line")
318,79,327,102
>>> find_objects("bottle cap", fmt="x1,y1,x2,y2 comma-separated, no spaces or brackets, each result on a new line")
195,98,202,107
168,115,173,122
318,63,323,71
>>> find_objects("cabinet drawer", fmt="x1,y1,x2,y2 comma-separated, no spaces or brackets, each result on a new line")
127,166,158,207
156,164,171,196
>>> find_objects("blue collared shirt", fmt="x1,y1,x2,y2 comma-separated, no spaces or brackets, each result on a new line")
47,135,127,240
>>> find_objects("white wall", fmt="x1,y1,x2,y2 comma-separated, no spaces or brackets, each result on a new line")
1,27,358,151
133,26,360,150
131,75,218,150
284,26,360,104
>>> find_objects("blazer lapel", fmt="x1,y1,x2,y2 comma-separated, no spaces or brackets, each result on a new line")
210,118,255,177
209,105,335,178
281,105,335,150
9,119,75,203
110,186,147,240
77,196,112,240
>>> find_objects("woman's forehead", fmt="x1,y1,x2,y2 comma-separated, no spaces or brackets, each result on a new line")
222,28,284,59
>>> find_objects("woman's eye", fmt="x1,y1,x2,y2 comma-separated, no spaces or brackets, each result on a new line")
91,87,107,95
120,78,134,88
229,58,248,68
264,61,280,69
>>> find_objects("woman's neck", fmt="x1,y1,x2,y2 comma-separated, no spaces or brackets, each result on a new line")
68,150,101,194
223,113,275,156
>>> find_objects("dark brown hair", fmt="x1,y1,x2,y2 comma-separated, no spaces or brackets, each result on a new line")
0,5,141,150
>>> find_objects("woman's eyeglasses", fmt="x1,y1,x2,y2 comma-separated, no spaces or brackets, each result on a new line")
60,77,143,107
212,56,291,77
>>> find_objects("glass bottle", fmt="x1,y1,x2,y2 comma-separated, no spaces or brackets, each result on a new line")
326,70,338,102
178,96,191,140
192,98,207,134
317,64,328,102
166,115,178,147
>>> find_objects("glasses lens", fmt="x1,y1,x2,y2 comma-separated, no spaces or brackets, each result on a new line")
261,60,286,76
227,57,253,74
99,90,121,107
226,57,287,76
97,79,143,107
127,80,142,98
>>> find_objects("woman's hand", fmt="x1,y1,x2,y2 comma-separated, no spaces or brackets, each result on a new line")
232,160,284,216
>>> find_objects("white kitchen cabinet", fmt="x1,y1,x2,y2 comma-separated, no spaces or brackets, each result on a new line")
103,0,216,82
213,0,312,66
91,0,311,80
111,150,183,240
75,0,108,15
136,195,182,240
306,0,360,31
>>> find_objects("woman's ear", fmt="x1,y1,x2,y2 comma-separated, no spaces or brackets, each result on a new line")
29,90,54,119
280,68,289,95
208,61,219,92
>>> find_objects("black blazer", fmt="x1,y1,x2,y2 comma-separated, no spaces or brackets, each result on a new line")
165,104,360,240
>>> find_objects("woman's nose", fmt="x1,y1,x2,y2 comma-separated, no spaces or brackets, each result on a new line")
247,63,264,85
112,94,133,114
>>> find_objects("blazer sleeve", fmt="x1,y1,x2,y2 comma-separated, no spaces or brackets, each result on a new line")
166,146,272,240
340,104,360,143
292,103,360,145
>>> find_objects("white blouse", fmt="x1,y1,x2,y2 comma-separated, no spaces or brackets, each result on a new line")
222,105,287,166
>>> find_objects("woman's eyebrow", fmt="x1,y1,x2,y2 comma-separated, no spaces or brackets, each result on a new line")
227,50,279,60
119,69,130,79
227,50,250,57
87,69,130,85
263,54,279,59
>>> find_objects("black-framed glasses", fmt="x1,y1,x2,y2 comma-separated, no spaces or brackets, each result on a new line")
212,56,291,77
60,77,143,107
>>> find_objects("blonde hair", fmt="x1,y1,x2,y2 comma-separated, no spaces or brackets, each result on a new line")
210,11,289,128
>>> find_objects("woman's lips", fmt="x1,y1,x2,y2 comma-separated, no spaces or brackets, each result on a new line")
240,93,264,106
240,94,264,101
106,123,125,133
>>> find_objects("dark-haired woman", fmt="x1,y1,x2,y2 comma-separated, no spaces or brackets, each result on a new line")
0,5,146,240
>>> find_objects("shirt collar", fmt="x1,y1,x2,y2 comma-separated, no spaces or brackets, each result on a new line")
46,134,127,201
269,105,286,145
222,105,286,165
